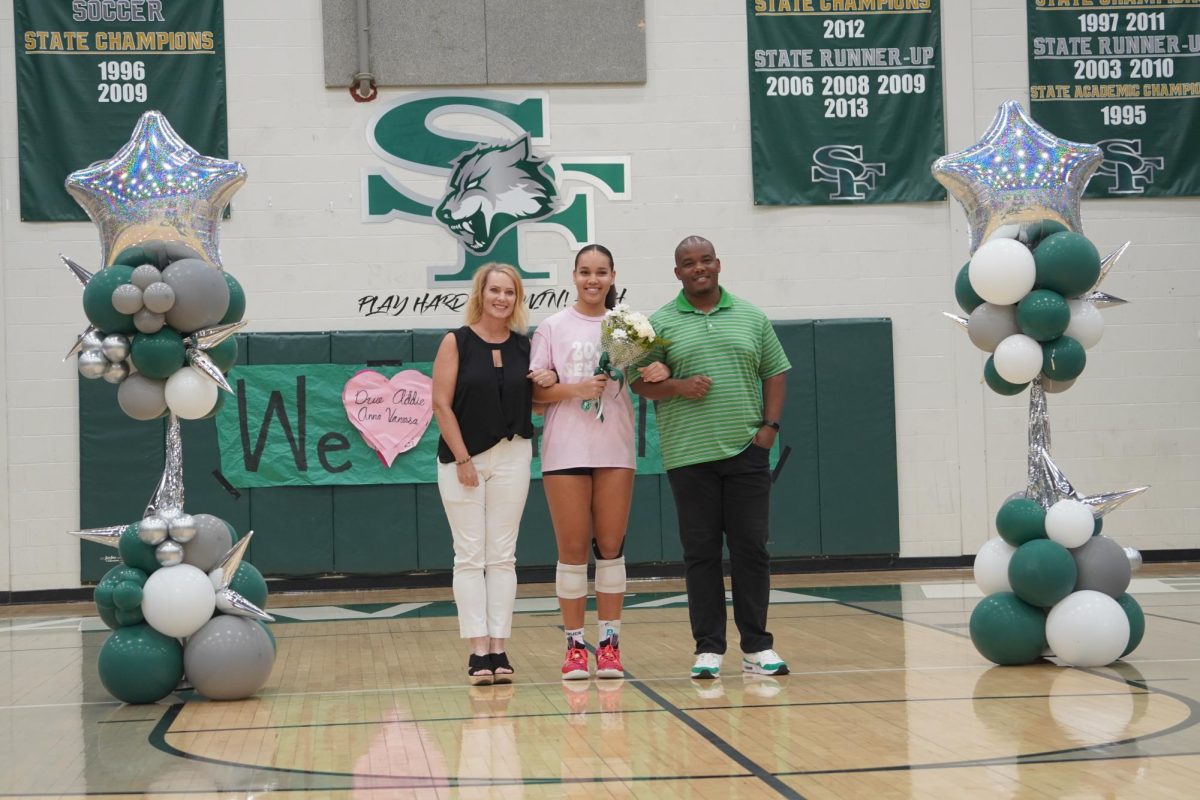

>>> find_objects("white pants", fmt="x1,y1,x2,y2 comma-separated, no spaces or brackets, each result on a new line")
437,436,532,639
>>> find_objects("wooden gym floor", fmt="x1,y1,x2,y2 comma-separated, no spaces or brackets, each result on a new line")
2,564,1199,799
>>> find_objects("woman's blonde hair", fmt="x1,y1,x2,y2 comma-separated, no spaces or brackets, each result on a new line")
465,263,528,333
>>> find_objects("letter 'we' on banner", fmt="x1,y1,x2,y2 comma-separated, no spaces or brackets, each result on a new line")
13,0,227,221
746,0,946,205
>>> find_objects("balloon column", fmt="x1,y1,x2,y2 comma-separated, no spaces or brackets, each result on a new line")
63,111,276,704
933,101,1149,669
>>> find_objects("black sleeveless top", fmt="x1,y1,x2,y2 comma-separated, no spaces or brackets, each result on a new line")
437,326,534,463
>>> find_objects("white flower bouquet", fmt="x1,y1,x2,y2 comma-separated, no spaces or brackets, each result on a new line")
583,303,669,420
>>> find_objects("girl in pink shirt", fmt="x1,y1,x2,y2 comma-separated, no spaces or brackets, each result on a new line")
530,245,669,680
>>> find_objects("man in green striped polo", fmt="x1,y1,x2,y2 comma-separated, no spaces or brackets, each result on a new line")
633,236,790,680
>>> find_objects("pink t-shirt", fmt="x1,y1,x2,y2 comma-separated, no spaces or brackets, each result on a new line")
530,306,635,471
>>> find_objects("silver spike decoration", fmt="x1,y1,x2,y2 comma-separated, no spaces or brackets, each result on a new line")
186,348,234,393
215,588,274,622
209,531,254,591
64,325,100,361
186,320,247,351
61,254,95,287
1094,241,1131,290
67,525,125,548
1082,291,1128,309
943,311,969,329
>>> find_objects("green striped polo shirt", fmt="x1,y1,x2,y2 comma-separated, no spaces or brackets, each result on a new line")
645,288,790,470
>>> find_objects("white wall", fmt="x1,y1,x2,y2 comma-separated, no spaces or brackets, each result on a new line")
0,0,1195,591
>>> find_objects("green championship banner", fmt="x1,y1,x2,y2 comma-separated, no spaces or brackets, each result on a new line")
14,0,227,221
1027,1,1200,198
746,0,945,205
215,363,666,488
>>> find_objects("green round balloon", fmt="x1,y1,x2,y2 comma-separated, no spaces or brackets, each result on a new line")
995,498,1046,547
1017,289,1070,342
1009,539,1078,608
1041,336,1086,381
207,337,238,373
112,581,144,611
969,592,1047,665
1020,219,1069,246
82,265,137,334
230,561,269,610
1116,593,1145,657
131,328,186,379
955,262,984,314
1034,232,1100,296
1093,516,1104,537
97,624,183,704
221,271,246,324
111,245,157,269
115,609,144,627
984,357,1028,396
118,523,161,575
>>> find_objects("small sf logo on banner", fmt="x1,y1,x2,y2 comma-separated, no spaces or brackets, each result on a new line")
1095,139,1164,195
811,144,886,201
363,92,630,286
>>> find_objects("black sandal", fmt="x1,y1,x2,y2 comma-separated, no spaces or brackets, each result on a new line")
468,653,493,685
489,652,514,684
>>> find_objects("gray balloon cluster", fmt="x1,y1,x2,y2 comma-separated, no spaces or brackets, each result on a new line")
1071,535,1132,598
184,616,275,700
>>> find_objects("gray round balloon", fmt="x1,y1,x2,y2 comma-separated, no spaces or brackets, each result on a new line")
182,513,234,572
161,259,230,334
184,616,275,701
968,303,1020,353
1043,377,1076,394
131,264,163,290
117,373,168,420
1072,535,1132,598
142,282,177,314
133,308,166,334
111,283,144,314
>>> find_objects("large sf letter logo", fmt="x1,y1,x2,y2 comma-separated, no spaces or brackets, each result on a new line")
364,92,630,286
1095,139,1163,195
811,144,885,201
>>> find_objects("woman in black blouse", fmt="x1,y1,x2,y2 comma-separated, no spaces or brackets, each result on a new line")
432,263,557,684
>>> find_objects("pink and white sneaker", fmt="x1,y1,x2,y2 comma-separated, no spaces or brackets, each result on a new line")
595,642,625,679
562,646,589,680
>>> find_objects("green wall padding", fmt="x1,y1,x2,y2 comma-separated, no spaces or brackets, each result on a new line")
813,319,900,555
78,320,899,581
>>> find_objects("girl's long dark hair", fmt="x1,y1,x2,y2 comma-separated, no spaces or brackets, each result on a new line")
576,243,617,310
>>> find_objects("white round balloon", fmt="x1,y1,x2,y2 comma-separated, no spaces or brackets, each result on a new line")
973,537,1016,595
1046,590,1130,667
969,239,1037,305
164,366,219,420
993,334,1044,384
1065,299,1104,349
141,564,217,639
1045,499,1094,549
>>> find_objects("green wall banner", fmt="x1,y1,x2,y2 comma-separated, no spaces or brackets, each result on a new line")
746,0,945,205
1027,2,1200,198
215,363,666,488
14,0,227,221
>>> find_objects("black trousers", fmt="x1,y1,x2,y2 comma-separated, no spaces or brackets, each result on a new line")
666,444,774,655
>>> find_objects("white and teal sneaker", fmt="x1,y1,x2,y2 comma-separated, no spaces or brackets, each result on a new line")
690,652,723,679
742,649,789,676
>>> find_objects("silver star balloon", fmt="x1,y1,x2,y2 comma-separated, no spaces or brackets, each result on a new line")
64,110,246,268
932,100,1104,253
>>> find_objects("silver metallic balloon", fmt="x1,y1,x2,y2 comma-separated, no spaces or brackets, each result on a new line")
66,325,102,361
215,587,274,622
61,254,95,287
111,284,144,315
63,110,246,268
145,415,186,520
134,308,167,334
68,525,125,548
102,360,130,384
1124,546,1143,573
932,101,1103,253
78,350,108,379
155,539,185,566
169,514,197,544
101,334,131,363
186,349,234,393
131,264,163,290
138,515,169,546
187,320,247,351
142,282,177,314
208,531,253,591
183,615,275,700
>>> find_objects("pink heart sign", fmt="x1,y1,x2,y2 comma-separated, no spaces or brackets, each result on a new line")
342,370,435,467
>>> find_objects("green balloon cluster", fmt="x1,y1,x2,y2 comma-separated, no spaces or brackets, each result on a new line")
94,565,149,629
969,593,1047,665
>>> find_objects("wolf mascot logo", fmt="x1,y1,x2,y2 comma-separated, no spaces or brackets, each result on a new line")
364,92,629,286
435,136,557,254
